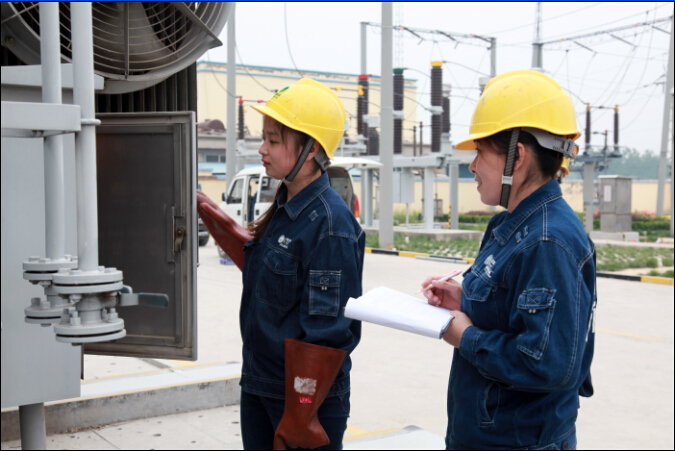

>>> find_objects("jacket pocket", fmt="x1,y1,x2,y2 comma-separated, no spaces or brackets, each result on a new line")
479,381,500,426
309,270,341,317
256,250,299,311
516,288,556,360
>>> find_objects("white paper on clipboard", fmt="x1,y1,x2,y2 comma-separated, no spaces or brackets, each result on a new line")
345,286,454,339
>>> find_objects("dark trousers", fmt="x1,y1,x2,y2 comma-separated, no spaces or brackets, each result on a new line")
240,390,350,450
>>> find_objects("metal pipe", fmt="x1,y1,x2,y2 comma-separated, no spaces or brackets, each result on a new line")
19,403,47,450
361,22,367,76
71,2,100,272
40,1,65,261
227,3,236,189
490,37,497,77
584,163,595,235
362,169,373,227
379,2,394,247
613,105,619,154
450,163,459,230
656,16,674,216
585,104,591,153
424,167,434,231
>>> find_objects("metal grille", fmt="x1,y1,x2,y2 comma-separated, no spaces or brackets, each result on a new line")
2,2,230,91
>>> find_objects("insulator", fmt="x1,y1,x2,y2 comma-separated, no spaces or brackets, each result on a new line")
238,100,245,139
614,107,619,145
442,96,450,134
431,115,441,153
585,105,591,146
431,64,442,152
394,69,404,155
431,66,442,107
357,75,369,136
368,127,379,156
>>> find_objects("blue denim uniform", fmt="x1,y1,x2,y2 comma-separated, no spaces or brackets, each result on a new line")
239,171,364,400
447,179,596,450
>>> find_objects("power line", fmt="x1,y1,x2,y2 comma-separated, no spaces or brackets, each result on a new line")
205,52,236,99
490,2,604,36
234,45,275,93
284,2,304,77
541,14,672,45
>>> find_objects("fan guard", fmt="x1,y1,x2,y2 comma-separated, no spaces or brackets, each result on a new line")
1,1,232,93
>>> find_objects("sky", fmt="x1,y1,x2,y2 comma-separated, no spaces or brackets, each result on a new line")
203,2,673,155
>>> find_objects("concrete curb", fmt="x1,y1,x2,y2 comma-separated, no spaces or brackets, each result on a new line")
367,247,674,285
365,247,475,264
1,364,241,442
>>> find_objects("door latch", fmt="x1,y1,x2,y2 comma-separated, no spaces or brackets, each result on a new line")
174,226,186,252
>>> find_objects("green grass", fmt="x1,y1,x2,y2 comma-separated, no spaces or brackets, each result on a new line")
366,235,480,258
366,236,674,272
643,270,674,279
596,245,674,272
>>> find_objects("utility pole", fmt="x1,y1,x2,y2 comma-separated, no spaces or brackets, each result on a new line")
361,21,368,76
656,16,674,216
226,3,236,188
490,37,497,78
379,2,394,248
531,2,543,69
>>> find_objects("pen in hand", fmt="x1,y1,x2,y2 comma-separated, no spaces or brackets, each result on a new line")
416,269,463,295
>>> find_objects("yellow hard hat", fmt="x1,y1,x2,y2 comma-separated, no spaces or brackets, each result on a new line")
251,78,346,159
455,70,581,151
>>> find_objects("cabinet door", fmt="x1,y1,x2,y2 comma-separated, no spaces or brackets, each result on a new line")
85,112,198,361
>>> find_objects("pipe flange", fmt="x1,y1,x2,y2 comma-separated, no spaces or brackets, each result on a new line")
25,303,76,321
52,281,124,295
54,318,125,344
55,329,127,344
52,267,123,285
23,272,55,282
54,318,124,336
25,316,61,326
22,255,78,272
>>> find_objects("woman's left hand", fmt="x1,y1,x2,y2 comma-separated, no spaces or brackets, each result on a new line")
443,311,474,348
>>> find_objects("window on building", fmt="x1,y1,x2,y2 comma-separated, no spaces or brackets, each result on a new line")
220,155,226,162
206,155,218,162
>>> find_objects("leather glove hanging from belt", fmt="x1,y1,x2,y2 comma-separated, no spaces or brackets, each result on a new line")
196,191,252,271
273,339,347,450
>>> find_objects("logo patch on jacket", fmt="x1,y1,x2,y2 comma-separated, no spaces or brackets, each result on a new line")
484,255,496,278
278,235,292,249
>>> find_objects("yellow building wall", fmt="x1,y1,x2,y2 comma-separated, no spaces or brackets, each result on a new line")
197,176,228,206
353,179,672,216
196,62,418,142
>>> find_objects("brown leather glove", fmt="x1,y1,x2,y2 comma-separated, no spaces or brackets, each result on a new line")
273,339,347,450
196,191,252,271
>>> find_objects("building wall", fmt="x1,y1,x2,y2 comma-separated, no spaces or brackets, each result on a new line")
351,179,672,216
196,62,419,142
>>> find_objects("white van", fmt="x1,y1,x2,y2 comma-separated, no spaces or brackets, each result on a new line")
216,157,381,258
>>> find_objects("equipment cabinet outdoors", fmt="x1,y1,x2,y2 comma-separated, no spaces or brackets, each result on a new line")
85,112,198,361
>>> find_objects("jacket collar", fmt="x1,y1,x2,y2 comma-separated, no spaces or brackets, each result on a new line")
492,178,563,246
276,171,330,220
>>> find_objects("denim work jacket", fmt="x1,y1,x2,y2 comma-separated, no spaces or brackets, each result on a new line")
447,179,596,450
239,171,365,400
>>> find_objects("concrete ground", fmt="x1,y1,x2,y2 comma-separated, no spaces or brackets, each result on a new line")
2,239,673,450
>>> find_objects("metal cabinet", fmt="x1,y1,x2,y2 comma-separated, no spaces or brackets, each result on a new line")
85,112,198,361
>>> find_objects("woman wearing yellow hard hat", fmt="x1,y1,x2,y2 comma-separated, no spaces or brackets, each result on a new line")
421,70,596,450
197,78,364,450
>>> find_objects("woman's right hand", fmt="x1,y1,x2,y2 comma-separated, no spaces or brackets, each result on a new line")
421,275,463,311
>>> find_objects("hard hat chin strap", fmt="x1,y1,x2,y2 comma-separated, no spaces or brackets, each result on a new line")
283,138,316,184
500,128,521,209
